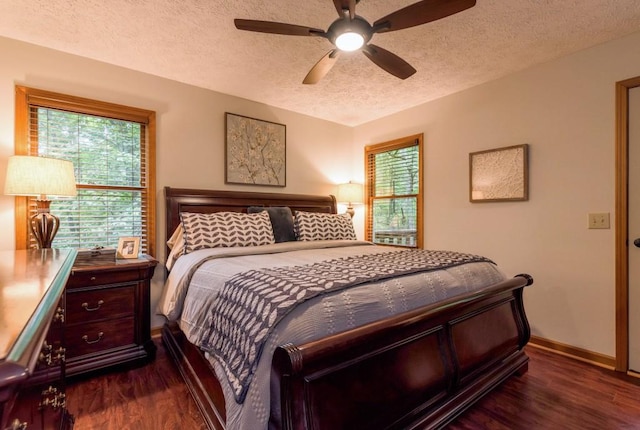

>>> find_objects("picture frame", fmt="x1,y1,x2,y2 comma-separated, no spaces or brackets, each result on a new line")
225,112,286,187
117,236,140,259
469,144,529,202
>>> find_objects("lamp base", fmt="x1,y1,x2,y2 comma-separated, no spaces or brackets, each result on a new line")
345,205,355,218
30,200,60,249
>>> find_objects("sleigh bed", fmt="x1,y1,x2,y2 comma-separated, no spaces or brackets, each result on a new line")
159,187,533,430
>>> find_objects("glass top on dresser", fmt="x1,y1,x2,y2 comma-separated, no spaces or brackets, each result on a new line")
0,248,76,362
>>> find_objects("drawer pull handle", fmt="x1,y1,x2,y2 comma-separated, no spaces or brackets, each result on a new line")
82,300,104,312
39,386,66,410
8,418,28,429
53,307,65,323
90,276,96,281
82,332,104,344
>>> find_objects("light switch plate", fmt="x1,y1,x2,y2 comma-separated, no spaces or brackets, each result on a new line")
588,213,610,229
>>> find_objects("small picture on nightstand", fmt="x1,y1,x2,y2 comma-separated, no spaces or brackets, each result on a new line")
117,236,140,259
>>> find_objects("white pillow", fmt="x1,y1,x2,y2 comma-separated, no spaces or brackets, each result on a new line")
167,225,184,250
165,225,185,270
180,211,275,254
294,211,356,241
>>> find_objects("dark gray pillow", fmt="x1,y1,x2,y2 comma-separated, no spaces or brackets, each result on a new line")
247,206,297,242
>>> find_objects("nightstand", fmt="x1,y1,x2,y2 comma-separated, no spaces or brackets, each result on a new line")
65,255,158,377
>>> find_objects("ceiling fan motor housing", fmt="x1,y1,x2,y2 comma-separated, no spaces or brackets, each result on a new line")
327,16,372,49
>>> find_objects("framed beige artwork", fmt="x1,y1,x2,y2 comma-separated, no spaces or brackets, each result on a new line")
225,112,286,187
469,144,529,202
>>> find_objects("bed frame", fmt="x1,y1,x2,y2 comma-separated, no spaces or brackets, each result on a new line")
160,187,533,430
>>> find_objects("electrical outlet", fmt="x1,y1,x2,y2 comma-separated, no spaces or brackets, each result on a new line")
588,213,610,229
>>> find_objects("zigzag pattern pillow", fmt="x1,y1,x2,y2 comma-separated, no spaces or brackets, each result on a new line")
294,211,357,241
180,211,275,254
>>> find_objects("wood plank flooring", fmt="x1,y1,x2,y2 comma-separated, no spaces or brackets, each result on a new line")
450,346,640,430
66,338,207,430
66,339,640,429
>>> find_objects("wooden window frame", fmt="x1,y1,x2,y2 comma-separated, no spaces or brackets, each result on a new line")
364,133,424,248
13,85,157,257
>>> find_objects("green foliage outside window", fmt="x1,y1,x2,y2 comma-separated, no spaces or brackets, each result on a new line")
366,137,422,248
37,108,145,249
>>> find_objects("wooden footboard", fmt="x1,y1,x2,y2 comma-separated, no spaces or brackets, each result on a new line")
162,274,532,430
270,274,533,430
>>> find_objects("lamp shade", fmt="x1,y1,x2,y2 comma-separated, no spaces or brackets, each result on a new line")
4,155,77,197
337,182,363,204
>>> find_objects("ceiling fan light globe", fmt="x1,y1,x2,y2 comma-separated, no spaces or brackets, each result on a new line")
335,32,364,51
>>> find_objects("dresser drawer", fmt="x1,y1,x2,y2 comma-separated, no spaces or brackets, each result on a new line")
65,317,135,358
67,269,140,288
66,285,135,324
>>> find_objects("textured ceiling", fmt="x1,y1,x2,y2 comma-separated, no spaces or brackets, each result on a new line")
1,0,640,126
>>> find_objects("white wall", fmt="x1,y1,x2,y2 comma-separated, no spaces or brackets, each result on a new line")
354,30,640,357
0,36,355,327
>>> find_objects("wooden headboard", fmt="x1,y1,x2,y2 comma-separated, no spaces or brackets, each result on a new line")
164,187,337,254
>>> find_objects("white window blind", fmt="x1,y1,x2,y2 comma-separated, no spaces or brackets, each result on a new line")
15,86,156,255
365,135,423,248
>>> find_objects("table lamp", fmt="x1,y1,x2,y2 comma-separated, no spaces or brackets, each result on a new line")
4,155,77,249
337,181,364,218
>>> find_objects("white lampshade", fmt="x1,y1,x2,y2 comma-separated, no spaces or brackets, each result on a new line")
4,156,77,198
337,182,363,204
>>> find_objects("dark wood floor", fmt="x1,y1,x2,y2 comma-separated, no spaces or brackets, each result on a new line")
66,339,640,429
66,338,207,430
449,347,640,430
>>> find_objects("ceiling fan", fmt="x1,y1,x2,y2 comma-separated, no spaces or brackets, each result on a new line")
234,0,476,84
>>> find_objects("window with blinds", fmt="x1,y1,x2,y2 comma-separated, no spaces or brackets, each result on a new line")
14,86,156,256
365,134,423,248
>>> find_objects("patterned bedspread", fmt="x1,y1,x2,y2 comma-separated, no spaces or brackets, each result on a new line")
201,249,493,403
158,240,507,430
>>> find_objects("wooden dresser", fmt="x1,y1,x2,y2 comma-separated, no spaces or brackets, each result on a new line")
65,256,158,377
0,248,76,430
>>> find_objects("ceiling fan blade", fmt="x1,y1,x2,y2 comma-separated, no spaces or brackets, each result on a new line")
373,0,476,33
362,44,416,80
303,49,340,84
235,19,325,37
333,0,356,19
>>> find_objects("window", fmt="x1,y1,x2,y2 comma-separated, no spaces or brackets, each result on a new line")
365,134,423,248
14,86,156,256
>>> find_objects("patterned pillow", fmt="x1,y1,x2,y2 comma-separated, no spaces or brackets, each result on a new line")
180,211,275,254
294,211,357,241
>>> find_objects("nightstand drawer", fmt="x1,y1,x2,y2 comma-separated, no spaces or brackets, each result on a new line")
66,317,135,357
66,286,135,324
67,269,140,288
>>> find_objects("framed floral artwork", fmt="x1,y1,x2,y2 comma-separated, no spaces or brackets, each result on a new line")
225,113,286,187
469,144,529,202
